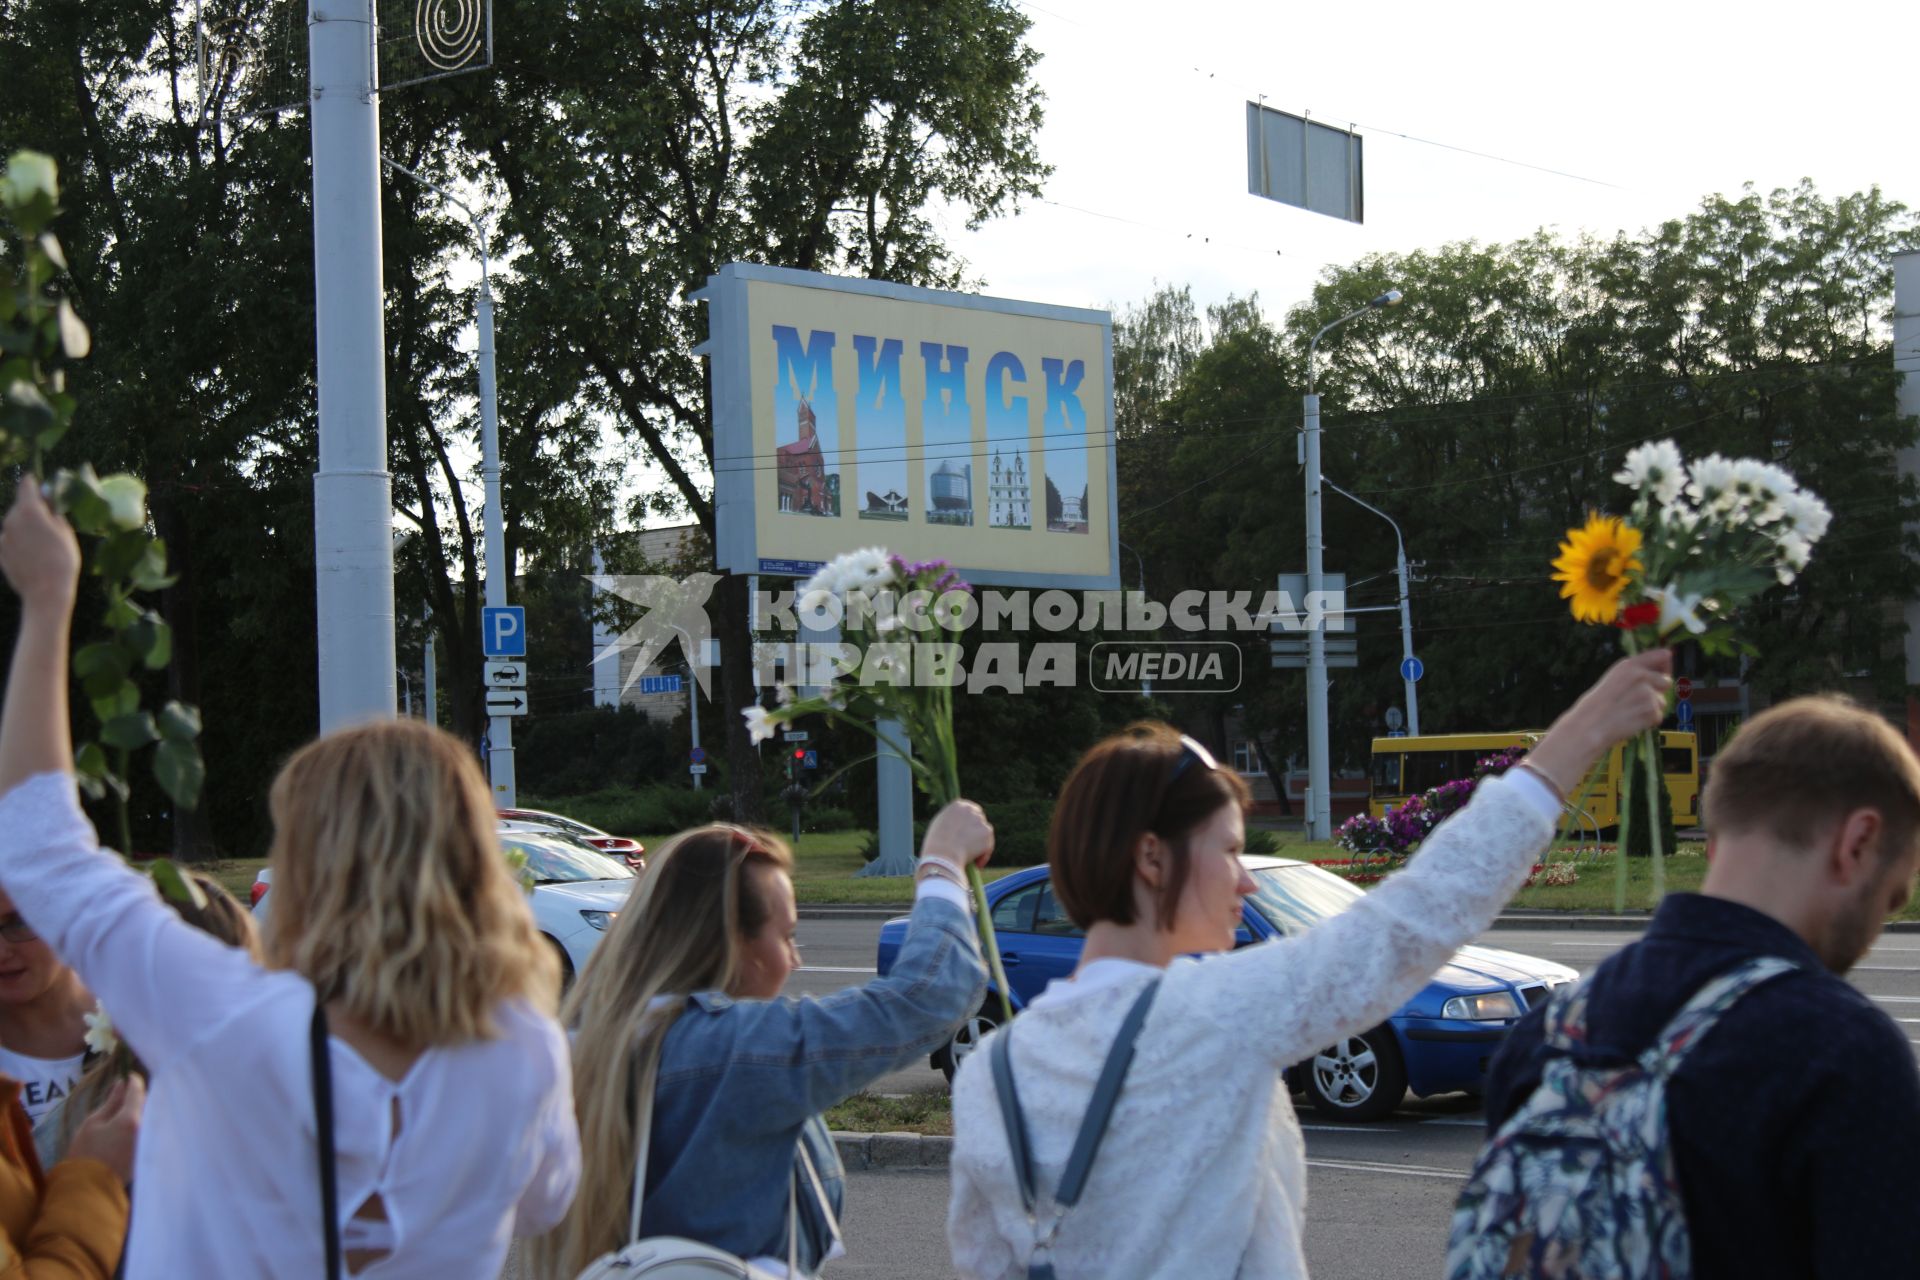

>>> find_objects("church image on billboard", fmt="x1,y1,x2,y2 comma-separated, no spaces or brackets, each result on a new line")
773,327,840,517
1043,356,1090,534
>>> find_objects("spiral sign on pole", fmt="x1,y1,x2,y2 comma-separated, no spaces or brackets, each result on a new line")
415,0,483,71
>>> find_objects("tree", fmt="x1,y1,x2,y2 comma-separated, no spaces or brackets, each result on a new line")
461,0,1049,819
1114,185,1920,783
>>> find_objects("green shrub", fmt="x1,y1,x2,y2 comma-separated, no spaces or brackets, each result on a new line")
1244,829,1280,855
1620,762,1676,859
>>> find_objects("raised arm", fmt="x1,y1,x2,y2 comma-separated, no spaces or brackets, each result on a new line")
0,485,275,1070
1201,651,1671,1066
701,803,992,1133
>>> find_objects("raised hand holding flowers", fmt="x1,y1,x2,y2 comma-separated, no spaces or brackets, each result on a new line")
741,548,1013,1020
1553,440,1830,904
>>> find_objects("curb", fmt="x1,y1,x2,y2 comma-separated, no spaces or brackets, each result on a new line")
802,904,1920,933
830,1130,952,1171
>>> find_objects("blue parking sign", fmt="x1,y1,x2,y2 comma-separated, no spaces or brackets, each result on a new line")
482,606,526,658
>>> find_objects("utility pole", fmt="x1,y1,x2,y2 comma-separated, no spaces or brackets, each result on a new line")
1325,479,1420,737
309,0,395,730
1303,288,1402,841
381,156,514,802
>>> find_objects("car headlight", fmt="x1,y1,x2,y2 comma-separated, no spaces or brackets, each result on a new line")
1442,991,1524,1021
580,910,618,931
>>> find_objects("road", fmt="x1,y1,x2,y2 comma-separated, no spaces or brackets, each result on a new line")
789,919,1920,1279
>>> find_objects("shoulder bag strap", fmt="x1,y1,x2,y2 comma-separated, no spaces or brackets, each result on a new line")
310,998,342,1280
787,1135,841,1278
990,1014,1037,1216
1053,979,1159,1210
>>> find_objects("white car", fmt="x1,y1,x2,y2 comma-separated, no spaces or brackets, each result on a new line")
250,829,636,985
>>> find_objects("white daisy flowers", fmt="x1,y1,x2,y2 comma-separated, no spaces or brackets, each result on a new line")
83,1005,117,1057
1614,440,1688,506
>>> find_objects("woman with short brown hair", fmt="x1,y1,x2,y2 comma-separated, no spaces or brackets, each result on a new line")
949,659,1672,1279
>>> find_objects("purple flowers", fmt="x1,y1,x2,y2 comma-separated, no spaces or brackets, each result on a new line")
1338,774,1489,857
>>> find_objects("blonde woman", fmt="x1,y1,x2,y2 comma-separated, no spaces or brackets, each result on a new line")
534,807,991,1277
0,485,578,1278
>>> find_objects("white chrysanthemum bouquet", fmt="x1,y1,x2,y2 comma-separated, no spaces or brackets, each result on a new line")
1551,441,1829,903
742,548,1011,1020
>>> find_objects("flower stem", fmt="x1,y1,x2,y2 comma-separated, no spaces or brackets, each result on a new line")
969,863,1015,1024
1641,726,1665,903
1614,737,1633,914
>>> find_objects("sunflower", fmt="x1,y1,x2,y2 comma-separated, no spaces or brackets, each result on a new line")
1552,514,1643,624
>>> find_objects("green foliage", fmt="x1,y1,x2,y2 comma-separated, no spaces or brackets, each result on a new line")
511,705,681,797
522,786,723,841
0,152,204,860
1118,187,1920,768
1620,765,1677,860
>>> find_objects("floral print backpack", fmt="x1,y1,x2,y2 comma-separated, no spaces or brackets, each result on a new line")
1446,956,1797,1279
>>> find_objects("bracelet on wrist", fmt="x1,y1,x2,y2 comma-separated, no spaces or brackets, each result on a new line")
1515,760,1568,804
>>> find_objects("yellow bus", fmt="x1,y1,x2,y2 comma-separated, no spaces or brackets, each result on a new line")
1368,731,1700,831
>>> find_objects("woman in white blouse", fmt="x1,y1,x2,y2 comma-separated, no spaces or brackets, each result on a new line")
947,653,1671,1279
0,484,579,1277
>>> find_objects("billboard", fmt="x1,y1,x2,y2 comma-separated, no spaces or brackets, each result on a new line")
1245,102,1364,224
702,264,1119,589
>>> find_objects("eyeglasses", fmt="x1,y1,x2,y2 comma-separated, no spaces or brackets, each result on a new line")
1167,734,1220,784
0,917,37,945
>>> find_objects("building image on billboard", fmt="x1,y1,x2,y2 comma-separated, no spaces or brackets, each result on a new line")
928,459,973,526
706,263,1118,592
773,327,840,517
1043,354,1090,535
855,334,910,522
922,341,974,527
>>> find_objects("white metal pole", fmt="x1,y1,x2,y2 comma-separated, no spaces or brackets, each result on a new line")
475,238,515,806
1304,389,1331,842
309,0,395,731
423,607,437,727
688,665,703,791
1396,543,1420,736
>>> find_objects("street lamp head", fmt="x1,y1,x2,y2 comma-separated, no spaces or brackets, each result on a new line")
1369,289,1404,309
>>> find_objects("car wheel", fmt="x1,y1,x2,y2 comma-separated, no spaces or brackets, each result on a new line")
547,937,576,993
936,1002,1002,1085
1304,1024,1407,1122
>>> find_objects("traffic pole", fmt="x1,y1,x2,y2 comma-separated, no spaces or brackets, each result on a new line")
309,0,395,731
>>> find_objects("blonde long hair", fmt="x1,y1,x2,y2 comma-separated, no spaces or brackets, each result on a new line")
263,718,558,1044
531,824,792,1276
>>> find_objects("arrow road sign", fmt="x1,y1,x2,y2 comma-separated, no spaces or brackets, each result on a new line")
483,661,524,688
1400,656,1424,683
484,689,528,717
482,605,526,658
1676,700,1695,730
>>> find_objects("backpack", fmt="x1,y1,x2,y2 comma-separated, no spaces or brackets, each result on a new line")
1446,955,1797,1280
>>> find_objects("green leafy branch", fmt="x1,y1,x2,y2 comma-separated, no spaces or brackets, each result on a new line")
2,151,205,888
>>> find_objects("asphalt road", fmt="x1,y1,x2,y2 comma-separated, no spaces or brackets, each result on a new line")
790,920,1920,1279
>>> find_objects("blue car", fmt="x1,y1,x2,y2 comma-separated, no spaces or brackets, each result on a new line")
876,856,1577,1122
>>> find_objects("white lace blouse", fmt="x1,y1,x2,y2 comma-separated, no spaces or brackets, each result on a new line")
946,771,1560,1279
0,772,580,1279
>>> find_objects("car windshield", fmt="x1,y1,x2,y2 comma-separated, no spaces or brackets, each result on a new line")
1246,864,1365,938
532,812,606,839
504,833,633,884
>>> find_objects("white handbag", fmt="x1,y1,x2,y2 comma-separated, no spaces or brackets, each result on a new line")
572,1092,840,1280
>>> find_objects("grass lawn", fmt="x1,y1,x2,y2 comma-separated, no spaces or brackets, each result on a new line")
823,1088,953,1136
194,831,1920,922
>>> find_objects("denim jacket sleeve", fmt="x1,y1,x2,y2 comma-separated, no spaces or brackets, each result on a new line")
690,893,984,1134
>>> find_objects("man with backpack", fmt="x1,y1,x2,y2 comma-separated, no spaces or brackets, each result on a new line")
1450,696,1920,1279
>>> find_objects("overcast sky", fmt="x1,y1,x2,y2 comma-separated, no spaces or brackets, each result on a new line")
939,0,1916,320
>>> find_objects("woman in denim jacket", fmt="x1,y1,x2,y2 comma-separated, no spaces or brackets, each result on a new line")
532,804,990,1277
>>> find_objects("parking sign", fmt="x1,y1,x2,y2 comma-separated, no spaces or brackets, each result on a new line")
482,606,526,658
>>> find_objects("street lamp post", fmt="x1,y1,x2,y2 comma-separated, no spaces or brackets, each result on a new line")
382,157,515,804
1325,479,1419,737
1117,538,1150,696
1303,288,1403,841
